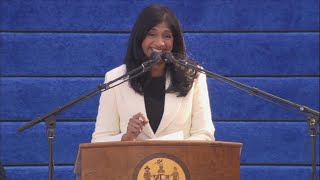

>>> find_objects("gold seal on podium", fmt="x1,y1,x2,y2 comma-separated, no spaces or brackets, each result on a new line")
133,153,190,180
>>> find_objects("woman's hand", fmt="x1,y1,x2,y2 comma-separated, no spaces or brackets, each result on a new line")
121,112,149,141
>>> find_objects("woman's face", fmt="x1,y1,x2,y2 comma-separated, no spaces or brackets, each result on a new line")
142,22,173,57
141,22,173,76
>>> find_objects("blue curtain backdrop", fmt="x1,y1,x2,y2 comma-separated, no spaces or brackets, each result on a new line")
0,1,319,179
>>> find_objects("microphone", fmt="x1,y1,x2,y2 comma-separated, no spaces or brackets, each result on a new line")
162,52,175,63
163,52,320,118
141,51,162,72
162,52,191,68
150,51,162,62
98,51,162,90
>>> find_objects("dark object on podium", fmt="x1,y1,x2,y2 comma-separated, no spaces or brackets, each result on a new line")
74,140,242,180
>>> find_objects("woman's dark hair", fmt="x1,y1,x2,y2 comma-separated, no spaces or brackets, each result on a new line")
124,4,197,97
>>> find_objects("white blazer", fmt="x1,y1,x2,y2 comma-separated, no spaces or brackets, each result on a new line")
91,65,215,142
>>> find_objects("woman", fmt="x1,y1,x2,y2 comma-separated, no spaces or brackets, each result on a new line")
91,5,214,142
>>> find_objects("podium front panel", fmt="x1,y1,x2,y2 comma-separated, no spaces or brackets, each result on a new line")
75,140,242,180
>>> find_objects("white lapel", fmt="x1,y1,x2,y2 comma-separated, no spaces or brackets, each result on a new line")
121,81,155,139
133,92,156,139
155,72,183,135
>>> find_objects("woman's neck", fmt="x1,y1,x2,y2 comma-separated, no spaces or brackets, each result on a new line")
151,70,165,77
150,61,166,77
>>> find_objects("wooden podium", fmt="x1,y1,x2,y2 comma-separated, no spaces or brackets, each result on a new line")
74,140,242,180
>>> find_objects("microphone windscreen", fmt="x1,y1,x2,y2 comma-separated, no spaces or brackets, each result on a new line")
150,51,162,62
162,52,175,63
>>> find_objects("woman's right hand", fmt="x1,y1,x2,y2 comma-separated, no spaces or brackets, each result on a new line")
121,112,149,141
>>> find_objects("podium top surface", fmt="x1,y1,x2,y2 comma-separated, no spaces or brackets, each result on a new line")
79,140,242,149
